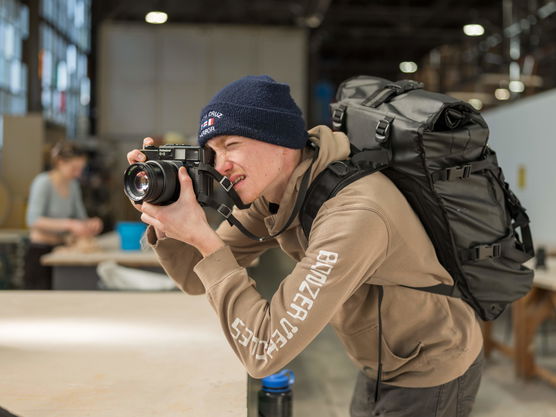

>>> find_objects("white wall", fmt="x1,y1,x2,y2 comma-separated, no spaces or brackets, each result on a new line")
98,23,308,141
483,89,556,246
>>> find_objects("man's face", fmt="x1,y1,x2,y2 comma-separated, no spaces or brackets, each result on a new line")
206,135,294,204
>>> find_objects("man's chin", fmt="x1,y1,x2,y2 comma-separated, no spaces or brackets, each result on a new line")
236,191,256,208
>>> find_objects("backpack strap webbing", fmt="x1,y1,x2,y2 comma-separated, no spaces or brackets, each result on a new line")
374,285,384,403
299,159,381,239
299,156,466,301
401,283,461,297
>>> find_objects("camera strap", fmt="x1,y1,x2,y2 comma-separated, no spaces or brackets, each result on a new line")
200,145,319,242
197,164,251,210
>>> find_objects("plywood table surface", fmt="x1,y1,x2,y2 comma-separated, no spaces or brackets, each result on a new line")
41,232,160,268
0,291,246,416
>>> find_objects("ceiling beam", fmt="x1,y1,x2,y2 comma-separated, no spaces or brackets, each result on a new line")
324,4,501,26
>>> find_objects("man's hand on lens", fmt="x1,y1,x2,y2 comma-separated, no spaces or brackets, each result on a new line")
140,166,225,257
126,137,166,239
126,137,153,213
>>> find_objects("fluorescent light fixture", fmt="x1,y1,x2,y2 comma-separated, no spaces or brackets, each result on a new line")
468,98,483,110
305,14,322,28
508,80,525,93
145,11,168,24
463,24,485,36
494,88,511,100
538,1,556,19
399,61,418,73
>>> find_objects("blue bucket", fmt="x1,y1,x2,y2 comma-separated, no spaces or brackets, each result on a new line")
117,222,147,251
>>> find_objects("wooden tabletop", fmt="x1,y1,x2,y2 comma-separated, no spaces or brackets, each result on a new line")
41,231,160,267
0,228,28,244
0,291,247,416
527,258,556,291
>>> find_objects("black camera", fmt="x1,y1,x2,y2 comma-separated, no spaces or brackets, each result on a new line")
124,145,214,205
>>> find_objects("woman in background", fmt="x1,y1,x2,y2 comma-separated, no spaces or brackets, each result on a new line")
23,141,103,289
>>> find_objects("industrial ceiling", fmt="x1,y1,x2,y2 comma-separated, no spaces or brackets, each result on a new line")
92,0,556,110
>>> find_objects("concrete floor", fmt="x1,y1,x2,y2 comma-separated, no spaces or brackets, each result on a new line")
247,248,556,417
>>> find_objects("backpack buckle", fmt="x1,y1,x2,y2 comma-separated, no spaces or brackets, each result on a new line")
332,105,346,131
446,164,471,181
470,243,502,261
376,116,394,144
328,161,351,177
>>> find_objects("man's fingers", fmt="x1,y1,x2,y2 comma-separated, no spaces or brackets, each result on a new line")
127,149,146,164
141,202,157,217
132,202,143,213
178,167,197,202
140,211,164,232
127,138,152,165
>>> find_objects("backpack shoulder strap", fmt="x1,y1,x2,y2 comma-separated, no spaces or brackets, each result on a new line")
299,158,381,240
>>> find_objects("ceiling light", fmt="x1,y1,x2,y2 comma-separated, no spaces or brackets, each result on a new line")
463,24,485,37
468,98,483,110
305,14,322,28
399,61,418,73
494,88,511,100
508,80,525,93
145,11,168,24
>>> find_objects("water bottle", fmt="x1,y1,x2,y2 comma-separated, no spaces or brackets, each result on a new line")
258,369,295,417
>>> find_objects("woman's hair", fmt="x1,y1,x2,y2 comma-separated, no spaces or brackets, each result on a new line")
50,141,86,165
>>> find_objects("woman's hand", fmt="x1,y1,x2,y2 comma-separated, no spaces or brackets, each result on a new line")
67,217,103,238
140,166,224,257
68,219,93,237
85,217,103,236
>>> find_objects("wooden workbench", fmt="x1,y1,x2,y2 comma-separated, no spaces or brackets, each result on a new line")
483,258,556,388
41,231,159,268
41,232,162,290
0,291,247,416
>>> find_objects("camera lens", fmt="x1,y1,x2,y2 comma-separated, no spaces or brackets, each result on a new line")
124,161,178,205
134,171,150,195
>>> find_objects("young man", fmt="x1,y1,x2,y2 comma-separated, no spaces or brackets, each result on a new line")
127,75,483,417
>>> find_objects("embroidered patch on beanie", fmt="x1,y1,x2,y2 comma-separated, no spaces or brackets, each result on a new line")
199,111,223,140
198,75,308,149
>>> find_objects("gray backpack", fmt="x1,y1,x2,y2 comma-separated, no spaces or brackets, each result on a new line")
300,75,534,321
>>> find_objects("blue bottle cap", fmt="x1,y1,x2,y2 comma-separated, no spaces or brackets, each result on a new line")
261,369,295,392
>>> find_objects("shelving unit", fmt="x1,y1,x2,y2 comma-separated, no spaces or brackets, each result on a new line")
0,0,29,137
38,0,91,139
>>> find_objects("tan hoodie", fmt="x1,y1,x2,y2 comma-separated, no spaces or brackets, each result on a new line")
148,125,483,387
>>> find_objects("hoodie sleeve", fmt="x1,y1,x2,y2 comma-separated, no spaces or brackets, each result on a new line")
192,203,389,378
150,200,278,295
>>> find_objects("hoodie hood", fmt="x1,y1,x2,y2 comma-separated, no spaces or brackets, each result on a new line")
260,125,351,235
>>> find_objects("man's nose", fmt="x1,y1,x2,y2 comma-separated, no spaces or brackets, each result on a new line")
215,158,232,176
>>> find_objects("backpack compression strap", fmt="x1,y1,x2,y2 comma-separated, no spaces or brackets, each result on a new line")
430,154,534,260
361,80,424,108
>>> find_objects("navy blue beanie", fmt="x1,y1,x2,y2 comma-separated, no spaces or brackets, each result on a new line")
198,75,308,149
